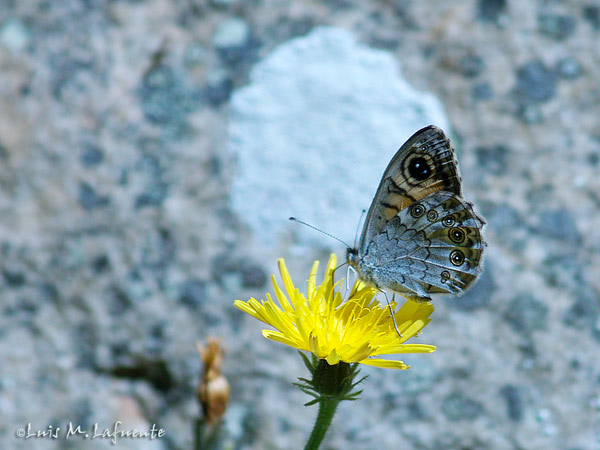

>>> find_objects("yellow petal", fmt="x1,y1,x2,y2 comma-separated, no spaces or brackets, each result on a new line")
359,359,409,369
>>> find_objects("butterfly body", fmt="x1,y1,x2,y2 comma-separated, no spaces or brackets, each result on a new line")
347,126,486,301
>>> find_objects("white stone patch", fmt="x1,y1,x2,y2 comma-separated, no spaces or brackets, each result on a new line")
229,26,449,251
0,19,30,53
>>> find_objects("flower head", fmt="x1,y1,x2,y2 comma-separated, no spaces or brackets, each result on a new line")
234,254,435,369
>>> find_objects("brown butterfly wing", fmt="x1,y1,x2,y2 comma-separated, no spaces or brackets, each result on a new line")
359,125,462,251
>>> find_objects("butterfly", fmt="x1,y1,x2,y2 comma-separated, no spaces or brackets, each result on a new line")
347,125,486,301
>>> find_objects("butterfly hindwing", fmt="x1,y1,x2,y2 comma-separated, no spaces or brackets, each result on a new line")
360,192,485,299
398,192,485,295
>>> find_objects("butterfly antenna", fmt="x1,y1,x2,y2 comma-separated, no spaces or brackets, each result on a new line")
383,291,403,338
353,209,367,249
289,217,351,248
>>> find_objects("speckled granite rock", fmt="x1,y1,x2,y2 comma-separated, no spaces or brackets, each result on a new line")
0,1,599,449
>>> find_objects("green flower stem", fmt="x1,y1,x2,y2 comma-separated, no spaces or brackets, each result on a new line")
304,397,340,450
297,358,364,450
194,418,222,450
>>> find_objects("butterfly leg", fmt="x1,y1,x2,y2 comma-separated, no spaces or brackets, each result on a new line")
383,291,402,338
346,265,358,292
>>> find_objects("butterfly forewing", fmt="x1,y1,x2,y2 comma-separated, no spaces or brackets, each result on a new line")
360,126,462,253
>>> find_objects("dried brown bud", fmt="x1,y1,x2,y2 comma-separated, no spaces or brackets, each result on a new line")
197,339,230,424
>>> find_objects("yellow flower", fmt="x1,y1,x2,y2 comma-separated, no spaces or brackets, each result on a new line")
234,254,435,369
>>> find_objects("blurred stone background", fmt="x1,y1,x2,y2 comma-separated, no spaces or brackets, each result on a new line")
1,0,599,449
